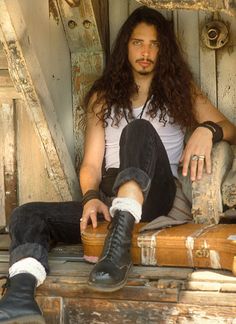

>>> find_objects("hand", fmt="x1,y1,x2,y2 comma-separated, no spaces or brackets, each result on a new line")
80,199,111,232
180,127,213,181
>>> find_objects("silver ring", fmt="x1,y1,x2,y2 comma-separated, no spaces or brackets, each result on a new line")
191,154,199,161
198,155,205,160
80,218,84,222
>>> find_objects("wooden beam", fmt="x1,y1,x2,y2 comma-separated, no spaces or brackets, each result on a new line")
136,0,236,16
57,0,107,167
0,0,80,200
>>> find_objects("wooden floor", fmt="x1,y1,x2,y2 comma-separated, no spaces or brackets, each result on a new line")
1,234,236,323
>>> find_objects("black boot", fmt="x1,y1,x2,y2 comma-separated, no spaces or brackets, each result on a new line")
0,273,45,323
88,210,135,292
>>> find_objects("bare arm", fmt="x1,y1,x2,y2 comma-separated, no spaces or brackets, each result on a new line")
180,91,236,181
79,96,111,231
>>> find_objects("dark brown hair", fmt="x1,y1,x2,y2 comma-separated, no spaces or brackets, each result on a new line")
84,6,197,129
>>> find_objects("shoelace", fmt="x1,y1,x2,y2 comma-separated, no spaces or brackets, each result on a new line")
105,216,127,261
0,276,9,296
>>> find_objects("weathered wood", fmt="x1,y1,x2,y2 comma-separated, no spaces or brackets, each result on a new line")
0,141,5,227
36,297,62,324
0,48,8,69
175,10,200,84
0,100,17,223
136,0,236,16
57,0,106,168
63,299,236,324
222,151,236,208
91,0,110,60
71,52,104,165
192,141,234,224
217,12,236,125
57,0,103,52
16,99,62,203
0,234,10,250
199,11,218,106
0,0,80,201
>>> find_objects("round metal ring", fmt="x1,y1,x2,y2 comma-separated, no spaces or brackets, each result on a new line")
191,154,199,161
198,155,205,161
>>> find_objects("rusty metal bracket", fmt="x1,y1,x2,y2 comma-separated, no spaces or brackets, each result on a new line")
201,20,229,49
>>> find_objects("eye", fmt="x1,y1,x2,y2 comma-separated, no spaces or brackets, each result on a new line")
150,42,159,48
132,40,142,46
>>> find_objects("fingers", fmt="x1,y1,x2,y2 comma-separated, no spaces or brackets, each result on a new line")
102,205,111,222
184,154,210,181
80,200,111,232
80,209,97,232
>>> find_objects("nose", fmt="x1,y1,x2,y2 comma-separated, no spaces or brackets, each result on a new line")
141,45,150,58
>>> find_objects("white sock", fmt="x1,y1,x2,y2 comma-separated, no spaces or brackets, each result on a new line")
9,257,47,287
110,197,142,223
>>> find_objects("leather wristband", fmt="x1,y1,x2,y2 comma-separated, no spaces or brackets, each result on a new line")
197,121,223,144
81,190,100,207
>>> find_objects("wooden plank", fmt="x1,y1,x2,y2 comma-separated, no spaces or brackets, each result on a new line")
0,234,10,250
72,52,104,166
136,0,236,16
0,87,21,99
0,49,8,69
0,70,13,87
175,10,200,84
57,0,106,169
0,0,80,201
179,290,236,306
16,99,62,203
0,100,17,223
91,0,110,60
63,299,236,323
217,13,236,125
36,297,62,324
109,0,129,49
199,11,217,106
57,0,102,52
0,126,5,227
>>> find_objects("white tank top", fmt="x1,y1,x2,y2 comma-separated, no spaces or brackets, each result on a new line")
104,103,185,178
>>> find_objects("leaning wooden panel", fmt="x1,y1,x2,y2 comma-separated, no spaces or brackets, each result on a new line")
16,99,61,203
0,0,80,201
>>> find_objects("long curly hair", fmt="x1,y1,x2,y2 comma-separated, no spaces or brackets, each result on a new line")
84,6,197,129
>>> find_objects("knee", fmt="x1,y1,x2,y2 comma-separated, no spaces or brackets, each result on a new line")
9,202,42,232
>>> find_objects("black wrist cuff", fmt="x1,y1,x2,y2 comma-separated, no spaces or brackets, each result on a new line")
81,190,100,207
197,121,223,144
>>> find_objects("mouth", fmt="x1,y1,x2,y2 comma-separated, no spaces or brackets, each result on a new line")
136,59,153,68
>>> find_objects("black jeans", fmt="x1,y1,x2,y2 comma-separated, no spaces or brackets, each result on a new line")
9,119,176,272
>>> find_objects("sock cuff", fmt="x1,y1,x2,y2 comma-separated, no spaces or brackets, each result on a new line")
109,197,142,223
9,257,47,287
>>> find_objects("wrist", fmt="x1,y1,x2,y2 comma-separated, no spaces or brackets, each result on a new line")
197,121,223,144
81,189,100,207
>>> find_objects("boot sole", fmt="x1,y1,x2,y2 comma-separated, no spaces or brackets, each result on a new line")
87,264,132,292
0,314,45,324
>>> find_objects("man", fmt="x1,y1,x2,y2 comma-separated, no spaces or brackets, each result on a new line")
0,6,236,323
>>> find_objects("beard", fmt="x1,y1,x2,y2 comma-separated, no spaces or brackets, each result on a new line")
137,70,152,76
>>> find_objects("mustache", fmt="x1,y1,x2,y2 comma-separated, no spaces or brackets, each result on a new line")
136,58,154,64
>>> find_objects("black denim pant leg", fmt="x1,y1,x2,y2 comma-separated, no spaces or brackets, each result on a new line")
9,201,82,273
112,119,176,222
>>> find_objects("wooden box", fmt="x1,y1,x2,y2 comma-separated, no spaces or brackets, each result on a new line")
81,222,236,274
